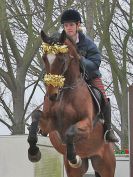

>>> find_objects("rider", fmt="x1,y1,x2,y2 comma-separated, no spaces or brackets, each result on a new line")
60,9,118,143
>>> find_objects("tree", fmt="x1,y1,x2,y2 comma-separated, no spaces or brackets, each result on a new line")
0,0,132,150
94,0,132,148
0,0,78,134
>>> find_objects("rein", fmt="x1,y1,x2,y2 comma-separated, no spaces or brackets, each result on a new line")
62,77,84,90
56,77,84,102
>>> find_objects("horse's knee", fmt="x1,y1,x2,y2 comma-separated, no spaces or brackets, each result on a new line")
28,121,39,136
65,126,76,144
28,110,43,136
32,110,43,122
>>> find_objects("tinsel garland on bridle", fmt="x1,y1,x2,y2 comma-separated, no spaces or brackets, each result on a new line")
41,42,69,88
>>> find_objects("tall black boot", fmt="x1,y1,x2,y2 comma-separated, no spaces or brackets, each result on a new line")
103,99,119,143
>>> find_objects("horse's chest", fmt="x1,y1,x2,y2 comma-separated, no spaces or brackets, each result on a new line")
54,103,76,118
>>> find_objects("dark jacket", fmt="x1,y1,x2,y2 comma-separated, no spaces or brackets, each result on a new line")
77,31,101,80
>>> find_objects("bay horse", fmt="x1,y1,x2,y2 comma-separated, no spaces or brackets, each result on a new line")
27,30,116,177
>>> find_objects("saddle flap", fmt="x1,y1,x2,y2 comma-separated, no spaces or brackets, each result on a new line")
87,84,105,115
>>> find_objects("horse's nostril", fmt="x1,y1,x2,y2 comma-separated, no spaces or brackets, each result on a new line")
49,94,57,101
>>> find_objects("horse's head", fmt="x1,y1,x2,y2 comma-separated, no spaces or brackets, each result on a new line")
41,30,80,101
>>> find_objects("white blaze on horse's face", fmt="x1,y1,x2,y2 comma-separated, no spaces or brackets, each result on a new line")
47,54,56,65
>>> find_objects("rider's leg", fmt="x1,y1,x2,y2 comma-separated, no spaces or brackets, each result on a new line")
91,77,118,143
102,98,119,142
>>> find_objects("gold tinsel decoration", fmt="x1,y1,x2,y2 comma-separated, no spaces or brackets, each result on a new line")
44,74,65,87
41,42,68,54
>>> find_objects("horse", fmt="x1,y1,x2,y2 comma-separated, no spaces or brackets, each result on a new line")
27,30,116,177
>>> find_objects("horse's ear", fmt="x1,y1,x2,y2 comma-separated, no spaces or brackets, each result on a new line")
59,30,67,44
40,30,51,44
41,30,47,41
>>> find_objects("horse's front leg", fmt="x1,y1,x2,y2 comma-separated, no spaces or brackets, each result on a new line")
65,125,82,168
27,110,43,162
65,118,92,168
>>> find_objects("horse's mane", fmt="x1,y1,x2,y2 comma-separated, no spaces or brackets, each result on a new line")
61,30,78,49
60,31,79,59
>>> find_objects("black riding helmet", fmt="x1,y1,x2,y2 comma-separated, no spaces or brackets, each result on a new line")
61,9,82,24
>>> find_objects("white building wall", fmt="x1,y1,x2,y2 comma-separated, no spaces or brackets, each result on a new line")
0,135,34,177
0,135,63,177
0,135,129,177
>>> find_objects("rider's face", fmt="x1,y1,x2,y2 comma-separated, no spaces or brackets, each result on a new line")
63,22,80,37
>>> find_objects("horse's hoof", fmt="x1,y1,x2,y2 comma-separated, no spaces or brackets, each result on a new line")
68,155,82,168
28,149,41,162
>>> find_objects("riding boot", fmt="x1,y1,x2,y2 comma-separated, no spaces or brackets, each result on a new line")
103,99,119,143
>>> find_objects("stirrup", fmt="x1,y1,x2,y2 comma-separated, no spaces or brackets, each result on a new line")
104,129,119,143
104,129,110,142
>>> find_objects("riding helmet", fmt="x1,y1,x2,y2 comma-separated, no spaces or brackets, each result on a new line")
61,9,82,24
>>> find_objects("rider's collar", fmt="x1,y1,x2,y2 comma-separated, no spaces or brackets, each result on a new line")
76,33,79,43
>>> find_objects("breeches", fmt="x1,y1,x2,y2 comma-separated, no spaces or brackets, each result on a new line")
91,77,107,102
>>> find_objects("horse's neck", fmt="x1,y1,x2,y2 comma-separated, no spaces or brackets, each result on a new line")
65,59,81,84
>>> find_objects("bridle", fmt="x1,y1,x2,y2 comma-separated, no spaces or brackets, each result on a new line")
42,42,84,100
